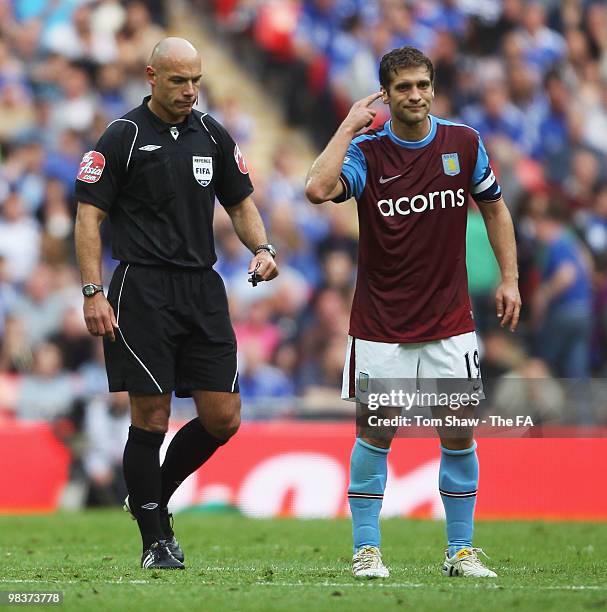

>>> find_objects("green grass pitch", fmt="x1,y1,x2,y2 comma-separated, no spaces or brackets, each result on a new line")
0,511,605,611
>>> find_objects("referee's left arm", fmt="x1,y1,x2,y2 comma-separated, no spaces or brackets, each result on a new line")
224,197,279,281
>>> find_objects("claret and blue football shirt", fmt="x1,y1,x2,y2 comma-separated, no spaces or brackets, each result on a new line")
334,115,502,343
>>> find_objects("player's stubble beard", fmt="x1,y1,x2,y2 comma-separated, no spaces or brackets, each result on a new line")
392,103,431,133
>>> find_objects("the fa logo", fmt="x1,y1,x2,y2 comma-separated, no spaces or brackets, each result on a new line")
442,153,460,176
192,156,213,187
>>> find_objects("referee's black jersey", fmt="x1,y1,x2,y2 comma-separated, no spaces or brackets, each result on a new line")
75,96,254,268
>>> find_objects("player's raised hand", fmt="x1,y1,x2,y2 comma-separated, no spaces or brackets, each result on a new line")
342,91,383,135
83,293,118,342
495,279,521,332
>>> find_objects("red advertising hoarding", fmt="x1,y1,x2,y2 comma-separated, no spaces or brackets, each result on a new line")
1,422,605,519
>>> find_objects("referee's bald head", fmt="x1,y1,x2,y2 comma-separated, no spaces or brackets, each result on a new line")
148,37,201,72
146,37,202,122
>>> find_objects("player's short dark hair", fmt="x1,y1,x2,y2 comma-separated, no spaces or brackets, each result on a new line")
379,47,434,90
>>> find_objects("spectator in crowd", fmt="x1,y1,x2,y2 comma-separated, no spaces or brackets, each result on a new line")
385,2,435,54
531,198,594,422
297,287,349,391
83,391,130,506
269,203,321,287
516,2,566,76
44,2,118,66
238,340,295,415
0,256,17,337
0,315,32,375
9,263,67,346
266,144,307,209
581,80,607,156
564,149,603,211
41,178,74,245
214,222,252,287
532,70,571,183
491,356,566,426
579,183,607,264
97,62,130,119
116,0,165,71
234,297,282,362
50,306,94,372
17,341,79,421
9,139,48,215
50,63,97,135
214,95,254,148
531,199,592,373
329,14,380,115
301,335,349,410
0,191,41,283
461,80,527,153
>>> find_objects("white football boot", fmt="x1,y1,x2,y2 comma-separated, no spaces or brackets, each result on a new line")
352,545,390,579
442,547,497,577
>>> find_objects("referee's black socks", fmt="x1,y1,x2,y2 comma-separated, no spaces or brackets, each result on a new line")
123,425,165,551
160,417,225,508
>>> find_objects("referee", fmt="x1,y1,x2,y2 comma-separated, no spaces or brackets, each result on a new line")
74,38,278,569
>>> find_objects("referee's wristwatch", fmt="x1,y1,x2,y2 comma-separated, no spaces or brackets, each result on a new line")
254,243,277,258
82,283,104,298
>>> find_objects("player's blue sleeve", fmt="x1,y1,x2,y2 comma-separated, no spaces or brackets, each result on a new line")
470,135,502,202
332,141,367,203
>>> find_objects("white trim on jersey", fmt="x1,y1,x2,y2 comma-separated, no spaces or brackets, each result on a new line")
116,264,164,394
200,114,218,145
107,118,139,170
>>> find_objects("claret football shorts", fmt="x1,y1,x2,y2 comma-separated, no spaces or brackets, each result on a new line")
341,331,483,404
103,263,238,397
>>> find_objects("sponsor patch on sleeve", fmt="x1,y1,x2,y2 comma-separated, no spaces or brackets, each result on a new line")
77,150,106,183
234,144,248,174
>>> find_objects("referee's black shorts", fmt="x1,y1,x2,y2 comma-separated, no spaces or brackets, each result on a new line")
103,263,238,397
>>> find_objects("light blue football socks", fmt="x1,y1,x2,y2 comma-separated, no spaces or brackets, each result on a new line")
349,438,479,556
348,438,389,552
439,441,479,557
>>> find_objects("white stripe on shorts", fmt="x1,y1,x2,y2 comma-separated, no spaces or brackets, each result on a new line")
116,264,164,394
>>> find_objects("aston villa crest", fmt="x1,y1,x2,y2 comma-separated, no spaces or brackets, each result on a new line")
442,153,460,176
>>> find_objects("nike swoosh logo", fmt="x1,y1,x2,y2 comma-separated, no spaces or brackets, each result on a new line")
139,145,162,151
379,175,402,184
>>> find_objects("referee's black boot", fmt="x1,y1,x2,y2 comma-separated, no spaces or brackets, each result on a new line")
141,540,185,570
125,496,185,564
160,507,185,563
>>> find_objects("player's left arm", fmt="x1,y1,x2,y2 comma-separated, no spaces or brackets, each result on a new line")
477,197,521,331
224,196,279,281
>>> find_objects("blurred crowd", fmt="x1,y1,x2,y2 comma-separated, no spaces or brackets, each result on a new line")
0,0,606,504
